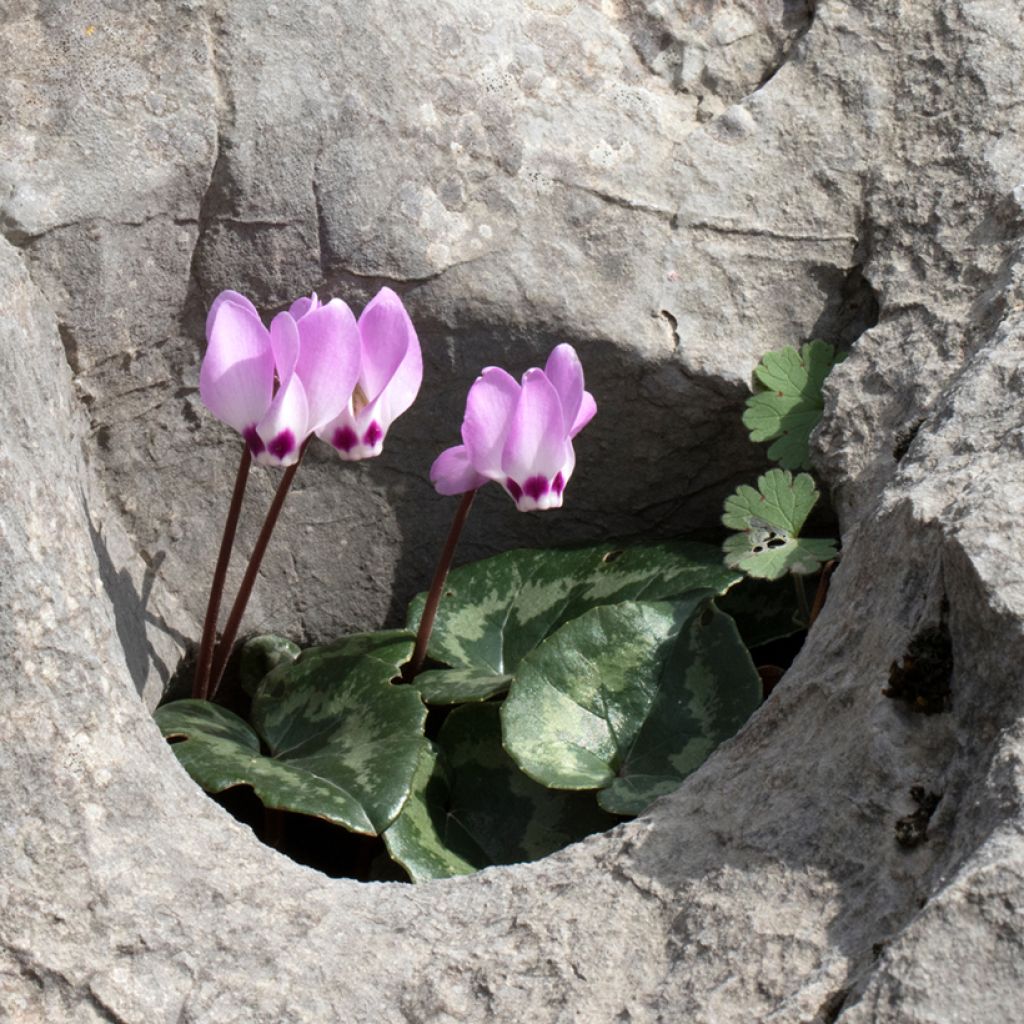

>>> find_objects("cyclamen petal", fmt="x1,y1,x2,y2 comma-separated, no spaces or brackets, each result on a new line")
431,344,595,511
318,287,422,460
430,444,489,495
270,310,300,379
199,297,274,436
358,288,419,406
253,314,308,465
570,391,597,438
288,292,321,321
254,372,309,466
461,367,521,479
293,300,361,433
200,289,363,466
544,344,585,434
501,370,566,483
205,290,259,341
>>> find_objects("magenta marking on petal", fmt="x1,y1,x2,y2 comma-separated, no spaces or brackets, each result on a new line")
332,425,358,452
506,478,523,502
243,425,265,456
552,472,565,496
267,429,296,461
523,476,550,501
363,421,383,447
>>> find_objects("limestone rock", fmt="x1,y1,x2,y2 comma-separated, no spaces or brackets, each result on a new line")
1,0,1024,1021
2,0,843,653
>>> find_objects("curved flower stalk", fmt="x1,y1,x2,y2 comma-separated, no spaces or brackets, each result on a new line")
430,344,596,511
200,290,361,466
318,287,422,460
407,344,595,680
193,289,361,700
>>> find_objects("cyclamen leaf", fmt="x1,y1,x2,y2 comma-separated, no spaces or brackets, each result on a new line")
157,631,428,836
414,668,513,706
381,744,484,881
599,601,762,814
237,634,301,696
721,469,838,580
405,539,740,678
501,597,761,814
742,340,845,470
155,700,381,832
384,705,616,881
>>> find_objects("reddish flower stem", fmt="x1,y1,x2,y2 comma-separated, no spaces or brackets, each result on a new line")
405,489,477,681
193,445,252,701
209,443,309,697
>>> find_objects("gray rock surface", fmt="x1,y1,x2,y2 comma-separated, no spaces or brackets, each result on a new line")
2,0,1024,1021
1,0,851,676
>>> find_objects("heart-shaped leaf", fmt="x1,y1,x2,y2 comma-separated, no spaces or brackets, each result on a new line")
598,602,763,814
156,699,384,831
384,703,616,881
722,469,838,580
406,539,740,677
742,340,845,470
501,597,761,814
156,631,427,835
381,744,486,881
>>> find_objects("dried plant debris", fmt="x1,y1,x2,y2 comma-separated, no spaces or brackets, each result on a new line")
895,786,942,849
883,623,953,714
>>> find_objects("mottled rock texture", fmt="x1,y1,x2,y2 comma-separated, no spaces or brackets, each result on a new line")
2,0,1024,1020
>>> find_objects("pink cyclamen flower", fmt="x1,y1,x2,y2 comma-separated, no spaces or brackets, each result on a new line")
199,290,361,466
430,344,596,511
317,287,422,460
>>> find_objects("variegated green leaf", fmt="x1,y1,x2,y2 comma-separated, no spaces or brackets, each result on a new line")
249,631,426,834
406,540,740,677
598,602,762,814
414,668,513,706
384,704,616,881
381,744,484,881
501,598,760,814
238,634,301,696
157,631,427,836
155,700,381,831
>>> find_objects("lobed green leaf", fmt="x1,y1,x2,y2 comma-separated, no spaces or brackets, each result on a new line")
237,634,301,697
414,668,513,706
742,340,845,470
380,744,484,881
721,469,837,580
156,700,379,831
